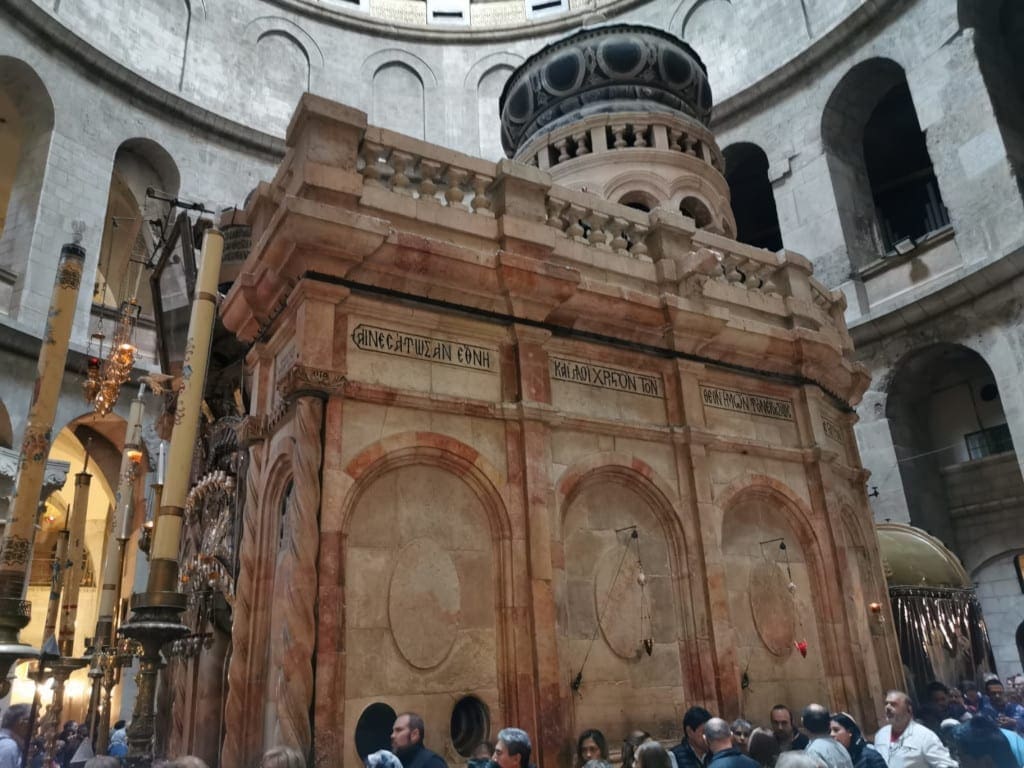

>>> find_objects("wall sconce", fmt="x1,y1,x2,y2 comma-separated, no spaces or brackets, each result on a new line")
868,602,885,624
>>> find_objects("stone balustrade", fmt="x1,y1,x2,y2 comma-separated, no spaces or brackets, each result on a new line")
516,112,725,175
544,186,650,259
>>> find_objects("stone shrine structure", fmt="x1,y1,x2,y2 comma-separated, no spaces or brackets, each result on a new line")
219,25,902,768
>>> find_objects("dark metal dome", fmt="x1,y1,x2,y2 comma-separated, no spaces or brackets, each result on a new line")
499,23,713,157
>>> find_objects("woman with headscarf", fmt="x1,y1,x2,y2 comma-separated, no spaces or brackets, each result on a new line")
829,713,885,768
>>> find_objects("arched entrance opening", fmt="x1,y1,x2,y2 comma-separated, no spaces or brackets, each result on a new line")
723,143,782,252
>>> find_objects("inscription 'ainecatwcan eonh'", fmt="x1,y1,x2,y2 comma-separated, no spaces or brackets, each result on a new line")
351,324,495,371
550,357,663,397
700,385,794,421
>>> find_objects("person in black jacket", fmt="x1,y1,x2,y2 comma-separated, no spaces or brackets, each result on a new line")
829,713,886,768
391,713,448,768
672,707,712,768
705,718,761,768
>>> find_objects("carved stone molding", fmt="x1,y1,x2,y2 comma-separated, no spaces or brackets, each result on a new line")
234,415,269,448
276,364,346,401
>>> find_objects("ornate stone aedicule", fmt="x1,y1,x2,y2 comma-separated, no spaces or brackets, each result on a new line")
218,84,899,768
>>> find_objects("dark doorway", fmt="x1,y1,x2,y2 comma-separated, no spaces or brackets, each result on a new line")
355,702,397,760
724,143,783,251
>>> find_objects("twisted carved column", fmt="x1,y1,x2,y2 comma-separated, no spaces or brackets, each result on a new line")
274,395,324,755
221,415,267,768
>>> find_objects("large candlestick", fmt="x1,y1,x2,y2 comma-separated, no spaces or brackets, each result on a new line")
0,234,87,696
41,521,70,645
58,469,91,658
121,228,224,767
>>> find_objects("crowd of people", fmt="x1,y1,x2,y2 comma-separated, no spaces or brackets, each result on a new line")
3,678,1024,768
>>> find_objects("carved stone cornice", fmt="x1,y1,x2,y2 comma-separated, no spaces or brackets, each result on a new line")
276,364,346,401
234,416,269,448
0,446,70,496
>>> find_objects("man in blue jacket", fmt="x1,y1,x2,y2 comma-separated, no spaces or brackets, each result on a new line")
705,718,760,768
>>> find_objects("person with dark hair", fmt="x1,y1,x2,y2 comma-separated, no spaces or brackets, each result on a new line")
982,680,1024,732
635,742,673,768
830,712,886,768
803,705,851,768
468,742,495,768
672,706,713,768
577,730,608,765
704,718,759,768
771,707,809,752
952,715,1017,768
493,728,531,768
919,682,966,735
873,690,955,768
390,713,447,768
0,704,31,768
962,683,982,715
747,729,779,768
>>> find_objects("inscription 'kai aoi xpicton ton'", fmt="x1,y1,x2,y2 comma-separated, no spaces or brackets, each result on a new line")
550,357,663,397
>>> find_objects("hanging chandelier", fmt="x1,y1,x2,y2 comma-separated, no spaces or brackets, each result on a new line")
92,299,141,415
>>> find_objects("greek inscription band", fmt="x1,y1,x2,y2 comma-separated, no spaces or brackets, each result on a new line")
351,323,495,372
549,357,663,398
699,385,794,421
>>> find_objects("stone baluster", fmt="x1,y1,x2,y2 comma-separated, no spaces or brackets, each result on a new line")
669,127,684,152
683,136,697,156
565,204,587,240
587,211,610,250
627,222,649,258
360,141,392,187
390,150,415,196
554,137,570,164
469,174,494,215
633,124,649,147
545,197,568,229
572,131,589,156
608,218,629,254
611,124,627,149
419,159,443,200
444,166,469,208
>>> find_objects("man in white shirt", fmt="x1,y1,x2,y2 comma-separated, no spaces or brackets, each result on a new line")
874,691,956,768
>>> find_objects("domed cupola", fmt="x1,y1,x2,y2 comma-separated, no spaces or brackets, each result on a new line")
499,24,735,236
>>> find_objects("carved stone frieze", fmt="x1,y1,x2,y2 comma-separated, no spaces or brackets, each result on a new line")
276,363,346,400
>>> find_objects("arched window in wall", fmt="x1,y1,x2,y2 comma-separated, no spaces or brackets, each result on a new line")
254,31,311,136
93,139,180,364
822,59,948,271
723,143,783,251
680,196,713,229
965,0,1024,197
0,58,54,311
373,63,425,140
477,66,512,161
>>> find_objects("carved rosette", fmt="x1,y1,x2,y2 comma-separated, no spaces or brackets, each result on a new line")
276,364,345,401
274,396,323,754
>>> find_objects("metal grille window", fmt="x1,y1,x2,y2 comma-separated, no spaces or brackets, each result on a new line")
964,423,1013,460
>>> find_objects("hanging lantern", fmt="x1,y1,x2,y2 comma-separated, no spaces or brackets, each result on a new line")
795,639,808,658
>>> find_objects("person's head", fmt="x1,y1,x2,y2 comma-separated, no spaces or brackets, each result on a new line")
366,750,403,768
829,713,863,753
703,719,734,754
949,688,965,707
985,679,1006,708
683,706,712,752
493,728,531,768
963,682,980,704
621,730,652,768
391,713,426,753
1,704,31,741
260,745,306,768
167,757,210,768
770,706,796,743
775,754,823,768
884,690,913,730
801,705,830,737
113,721,126,731
634,741,671,768
577,730,608,764
84,758,121,768
471,743,495,761
926,681,950,712
747,728,780,768
731,720,752,752
953,715,1018,768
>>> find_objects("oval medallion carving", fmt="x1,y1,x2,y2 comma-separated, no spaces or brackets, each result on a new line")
594,547,643,659
749,559,795,657
389,538,461,669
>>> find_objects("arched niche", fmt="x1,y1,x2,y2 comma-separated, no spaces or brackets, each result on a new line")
557,466,686,738
822,58,948,271
723,143,782,251
0,57,55,300
477,66,513,161
341,455,507,768
372,62,426,140
719,490,828,719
